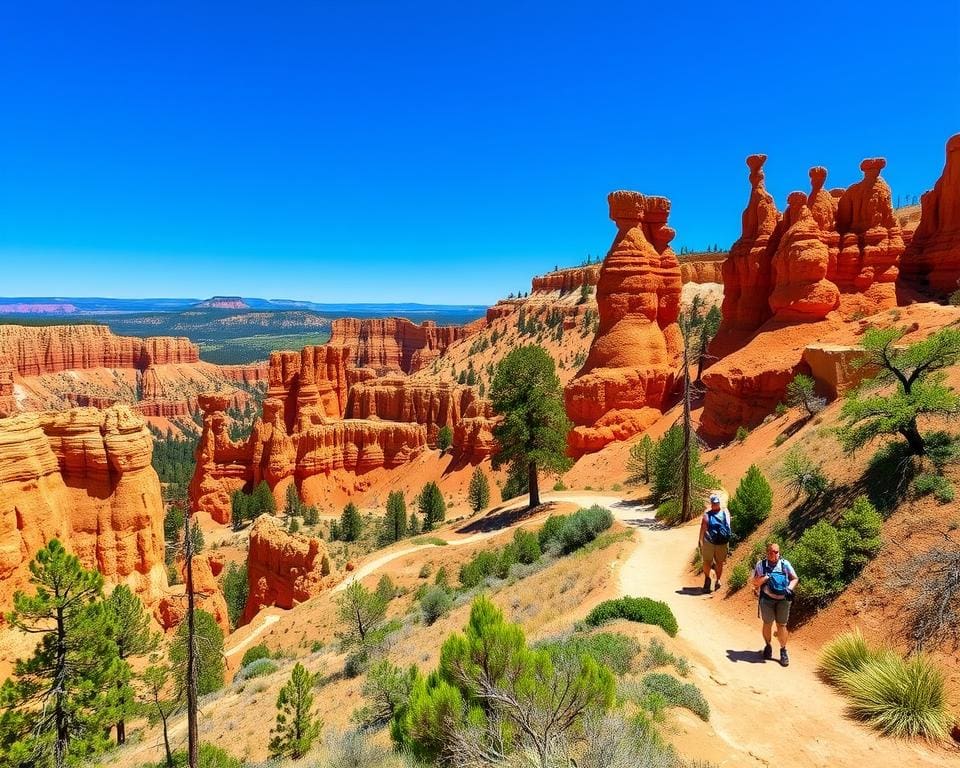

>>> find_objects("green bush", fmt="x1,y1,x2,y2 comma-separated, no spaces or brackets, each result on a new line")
420,586,453,626
777,447,829,498
791,521,845,602
143,744,245,768
302,505,319,525
459,549,499,588
818,629,890,685
727,563,750,593
728,464,773,541
418,563,432,579
537,631,640,676
552,480,567,491
912,472,955,503
496,542,519,578
512,528,541,564
585,597,678,637
735,425,749,443
235,657,279,681
241,643,271,668
639,673,710,721
540,505,614,554
840,654,950,739
837,496,883,578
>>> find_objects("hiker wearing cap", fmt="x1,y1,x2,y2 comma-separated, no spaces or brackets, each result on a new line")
752,542,799,666
698,493,732,593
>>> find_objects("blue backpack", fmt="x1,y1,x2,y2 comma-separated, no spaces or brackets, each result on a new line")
762,559,791,596
705,509,731,544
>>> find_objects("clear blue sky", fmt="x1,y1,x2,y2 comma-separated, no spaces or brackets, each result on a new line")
1,2,957,304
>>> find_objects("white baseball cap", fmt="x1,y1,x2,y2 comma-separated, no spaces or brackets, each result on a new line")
709,494,721,503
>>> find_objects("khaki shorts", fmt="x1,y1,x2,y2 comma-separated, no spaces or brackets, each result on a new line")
759,594,792,625
701,540,728,567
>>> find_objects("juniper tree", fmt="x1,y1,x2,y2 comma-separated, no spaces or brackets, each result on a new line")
0,540,121,768
786,374,826,417
418,482,445,531
340,502,363,542
335,581,388,654
838,326,960,456
490,346,572,508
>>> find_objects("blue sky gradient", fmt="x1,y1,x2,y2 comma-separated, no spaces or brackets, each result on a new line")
1,2,958,304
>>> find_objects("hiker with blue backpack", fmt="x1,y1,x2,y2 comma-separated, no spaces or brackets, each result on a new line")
698,493,732,594
752,542,799,666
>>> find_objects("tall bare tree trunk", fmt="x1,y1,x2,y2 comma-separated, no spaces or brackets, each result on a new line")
184,515,198,768
680,331,693,522
528,461,540,508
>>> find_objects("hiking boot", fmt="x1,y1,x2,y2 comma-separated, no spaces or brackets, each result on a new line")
702,576,712,594
762,643,773,661
715,579,722,592
780,648,790,667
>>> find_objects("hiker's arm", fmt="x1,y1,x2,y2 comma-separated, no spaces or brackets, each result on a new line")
697,515,706,545
788,567,799,592
752,565,767,589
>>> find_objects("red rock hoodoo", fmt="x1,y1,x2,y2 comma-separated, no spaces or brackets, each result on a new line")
0,405,167,613
901,134,960,297
702,153,907,441
564,191,683,455
242,516,335,623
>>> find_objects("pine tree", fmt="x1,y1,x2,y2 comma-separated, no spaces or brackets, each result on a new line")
104,585,159,745
340,502,363,542
0,540,121,768
417,482,445,531
139,664,176,768
436,425,453,452
728,464,773,541
221,562,249,630
384,491,407,543
467,467,490,512
335,581,388,652
626,434,655,485
231,490,248,531
490,346,572,507
269,663,322,760
408,510,421,536
252,481,277,518
284,483,303,518
169,609,225,697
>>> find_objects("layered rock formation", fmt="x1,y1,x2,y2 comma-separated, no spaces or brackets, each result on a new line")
531,265,601,294
0,405,167,613
679,257,725,284
0,324,198,376
564,191,683,455
190,391,427,523
0,361,14,417
345,377,492,450
702,153,907,441
901,134,960,297
243,516,334,623
328,317,481,374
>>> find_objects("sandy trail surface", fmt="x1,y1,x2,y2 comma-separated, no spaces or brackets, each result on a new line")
602,496,956,768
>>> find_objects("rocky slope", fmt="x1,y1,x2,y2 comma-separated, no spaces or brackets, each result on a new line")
0,405,168,614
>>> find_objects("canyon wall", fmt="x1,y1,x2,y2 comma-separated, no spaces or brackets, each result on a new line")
564,191,683,455
328,317,482,374
900,133,960,297
531,265,601,294
0,405,167,613
0,324,198,376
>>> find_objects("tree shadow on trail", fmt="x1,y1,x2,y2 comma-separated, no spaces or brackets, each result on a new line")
455,501,560,534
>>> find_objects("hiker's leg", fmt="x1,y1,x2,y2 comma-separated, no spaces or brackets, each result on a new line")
762,621,773,646
714,545,727,579
776,623,789,648
701,541,714,578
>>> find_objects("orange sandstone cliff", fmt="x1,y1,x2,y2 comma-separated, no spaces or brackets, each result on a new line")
564,191,683,455
0,405,167,613
901,133,960,298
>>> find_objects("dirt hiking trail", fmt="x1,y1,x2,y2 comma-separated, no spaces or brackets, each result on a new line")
602,496,956,768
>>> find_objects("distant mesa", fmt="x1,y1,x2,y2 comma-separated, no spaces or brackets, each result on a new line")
193,296,250,309
0,302,79,315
